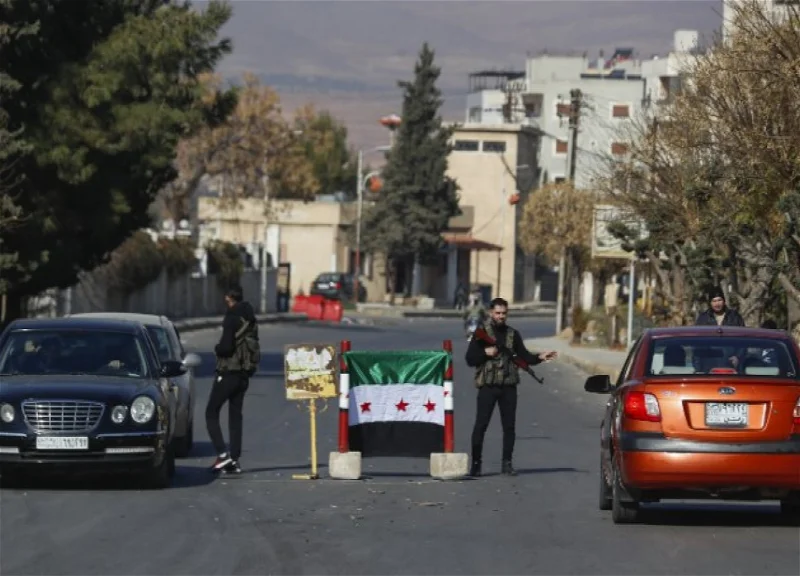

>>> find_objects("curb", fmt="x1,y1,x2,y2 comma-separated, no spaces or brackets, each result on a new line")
556,354,621,382
524,338,621,381
172,312,308,333
402,309,556,319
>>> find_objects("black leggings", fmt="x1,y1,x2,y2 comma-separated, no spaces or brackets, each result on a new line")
205,371,249,459
470,385,518,462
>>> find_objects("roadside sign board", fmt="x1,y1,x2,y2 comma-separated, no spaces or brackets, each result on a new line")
592,204,648,259
284,343,338,400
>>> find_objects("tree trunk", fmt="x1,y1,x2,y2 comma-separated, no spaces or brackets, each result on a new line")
385,257,396,305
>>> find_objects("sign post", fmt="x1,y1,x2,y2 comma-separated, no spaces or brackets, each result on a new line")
591,204,648,349
284,343,338,480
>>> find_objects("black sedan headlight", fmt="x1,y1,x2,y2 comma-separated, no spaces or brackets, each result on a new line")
0,403,15,423
130,396,156,424
110,405,128,424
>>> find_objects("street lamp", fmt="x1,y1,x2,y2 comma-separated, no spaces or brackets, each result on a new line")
353,144,391,303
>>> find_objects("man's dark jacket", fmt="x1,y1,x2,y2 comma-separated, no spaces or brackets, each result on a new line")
214,301,257,372
695,307,745,327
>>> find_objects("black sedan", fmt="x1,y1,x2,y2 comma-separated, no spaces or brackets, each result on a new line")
0,317,186,489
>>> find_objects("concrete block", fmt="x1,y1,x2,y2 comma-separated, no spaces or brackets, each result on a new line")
430,452,469,480
328,451,362,480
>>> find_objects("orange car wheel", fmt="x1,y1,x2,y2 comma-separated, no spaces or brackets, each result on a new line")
611,455,640,524
599,455,612,511
780,494,800,525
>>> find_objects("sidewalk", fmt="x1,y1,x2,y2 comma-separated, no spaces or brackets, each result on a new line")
354,301,556,319
172,312,308,333
524,336,628,381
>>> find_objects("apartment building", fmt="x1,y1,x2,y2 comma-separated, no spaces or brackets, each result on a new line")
723,0,798,39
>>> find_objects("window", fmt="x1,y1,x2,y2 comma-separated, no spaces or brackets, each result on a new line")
146,326,174,363
555,139,569,155
610,142,629,156
611,104,630,118
468,107,481,122
647,336,798,378
453,140,479,152
482,141,506,153
555,102,571,117
0,329,150,378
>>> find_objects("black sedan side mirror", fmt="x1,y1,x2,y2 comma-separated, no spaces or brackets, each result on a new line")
584,374,613,394
161,360,187,379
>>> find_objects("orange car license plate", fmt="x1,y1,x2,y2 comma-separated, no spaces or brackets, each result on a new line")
705,402,748,427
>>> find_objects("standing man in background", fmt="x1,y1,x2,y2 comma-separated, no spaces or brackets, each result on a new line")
207,285,260,475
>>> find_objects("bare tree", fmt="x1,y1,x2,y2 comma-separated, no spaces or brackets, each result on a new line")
593,0,800,325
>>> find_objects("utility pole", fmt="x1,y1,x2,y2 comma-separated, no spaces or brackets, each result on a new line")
556,89,582,336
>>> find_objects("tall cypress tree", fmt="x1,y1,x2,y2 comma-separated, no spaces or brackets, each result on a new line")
362,42,460,297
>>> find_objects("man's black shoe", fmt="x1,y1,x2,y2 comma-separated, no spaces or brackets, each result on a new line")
210,454,233,472
502,460,517,476
470,459,482,477
222,460,242,475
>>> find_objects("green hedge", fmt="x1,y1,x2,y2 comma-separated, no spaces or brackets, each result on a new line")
104,231,199,296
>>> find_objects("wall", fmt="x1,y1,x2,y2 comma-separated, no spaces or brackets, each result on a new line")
447,124,535,302
28,269,278,319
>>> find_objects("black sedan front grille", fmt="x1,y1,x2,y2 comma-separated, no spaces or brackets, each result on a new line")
21,400,105,433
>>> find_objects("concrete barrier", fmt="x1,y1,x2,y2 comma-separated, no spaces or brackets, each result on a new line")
328,451,362,480
430,452,469,480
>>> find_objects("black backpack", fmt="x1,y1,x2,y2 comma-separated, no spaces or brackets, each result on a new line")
234,318,260,376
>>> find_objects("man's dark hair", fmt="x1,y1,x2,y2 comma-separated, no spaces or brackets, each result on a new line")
761,319,778,329
490,297,508,309
708,287,725,302
226,285,243,303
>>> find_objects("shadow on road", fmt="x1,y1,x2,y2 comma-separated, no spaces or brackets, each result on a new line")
240,463,330,474
0,463,216,491
637,503,800,527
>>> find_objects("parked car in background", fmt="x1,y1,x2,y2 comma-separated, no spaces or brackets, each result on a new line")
70,313,201,457
585,326,800,524
309,272,366,303
0,317,184,489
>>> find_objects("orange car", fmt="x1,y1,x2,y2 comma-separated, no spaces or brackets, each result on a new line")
584,326,800,524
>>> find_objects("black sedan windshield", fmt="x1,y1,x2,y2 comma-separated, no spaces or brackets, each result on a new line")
0,330,149,378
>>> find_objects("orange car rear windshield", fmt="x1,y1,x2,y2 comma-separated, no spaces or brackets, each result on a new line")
647,337,799,379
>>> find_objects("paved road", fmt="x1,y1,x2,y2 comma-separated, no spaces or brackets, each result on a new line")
1,316,798,576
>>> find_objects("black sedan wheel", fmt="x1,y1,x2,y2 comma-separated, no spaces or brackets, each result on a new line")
143,442,175,489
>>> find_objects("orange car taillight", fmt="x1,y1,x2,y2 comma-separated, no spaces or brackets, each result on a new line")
624,391,661,423
793,398,800,425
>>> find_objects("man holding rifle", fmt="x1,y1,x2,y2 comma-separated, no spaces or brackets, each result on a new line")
465,297,558,477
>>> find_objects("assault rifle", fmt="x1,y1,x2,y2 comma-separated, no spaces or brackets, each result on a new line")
473,327,544,384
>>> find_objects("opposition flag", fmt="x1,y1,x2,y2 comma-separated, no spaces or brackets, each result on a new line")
345,350,449,458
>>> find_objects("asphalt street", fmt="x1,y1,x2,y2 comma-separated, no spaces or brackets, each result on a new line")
1,315,798,576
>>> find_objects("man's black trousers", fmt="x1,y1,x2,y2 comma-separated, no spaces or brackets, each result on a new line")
470,384,518,463
205,371,250,460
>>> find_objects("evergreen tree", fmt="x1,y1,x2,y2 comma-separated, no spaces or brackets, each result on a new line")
0,0,234,317
362,42,460,297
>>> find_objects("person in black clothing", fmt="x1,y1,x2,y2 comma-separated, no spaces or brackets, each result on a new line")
206,285,258,474
695,287,745,327
465,297,558,477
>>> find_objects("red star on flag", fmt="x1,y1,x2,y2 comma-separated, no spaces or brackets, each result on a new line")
395,398,409,411
360,402,371,413
424,399,436,412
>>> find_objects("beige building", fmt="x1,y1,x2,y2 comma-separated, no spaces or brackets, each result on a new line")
196,122,541,305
